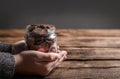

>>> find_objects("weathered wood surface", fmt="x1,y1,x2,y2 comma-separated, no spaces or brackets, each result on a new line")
1,29,120,79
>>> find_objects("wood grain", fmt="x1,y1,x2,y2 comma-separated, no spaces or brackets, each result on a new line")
1,37,120,48
14,68,120,79
45,68,120,79
56,29,120,37
1,29,120,37
1,29,120,79
61,48,120,60
59,60,120,68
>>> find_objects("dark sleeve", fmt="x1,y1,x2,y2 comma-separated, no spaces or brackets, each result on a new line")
0,42,15,79
0,42,12,53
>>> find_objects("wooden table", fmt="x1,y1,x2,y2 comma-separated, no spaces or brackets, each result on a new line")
1,29,120,79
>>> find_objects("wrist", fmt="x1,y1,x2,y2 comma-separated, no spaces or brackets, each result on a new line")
13,54,22,73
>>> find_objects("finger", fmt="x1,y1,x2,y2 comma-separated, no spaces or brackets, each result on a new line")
48,53,61,61
41,50,67,61
37,52,61,62
37,50,65,64
48,51,67,70
37,51,67,74
64,55,67,60
49,50,67,60
58,50,67,55
57,45,59,49
61,50,67,56
37,56,64,73
59,50,67,58
62,51,67,60
36,50,67,62
55,51,67,66
49,54,65,72
57,50,61,53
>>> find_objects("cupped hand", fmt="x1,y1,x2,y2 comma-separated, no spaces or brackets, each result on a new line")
13,40,67,75
14,50,67,75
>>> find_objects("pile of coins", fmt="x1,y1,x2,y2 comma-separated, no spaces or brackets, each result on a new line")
25,24,58,52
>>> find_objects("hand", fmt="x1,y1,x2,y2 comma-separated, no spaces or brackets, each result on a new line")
13,40,67,75
12,40,59,54
14,50,67,76
12,40,27,54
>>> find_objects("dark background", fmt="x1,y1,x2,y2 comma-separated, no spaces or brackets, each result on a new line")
0,0,120,29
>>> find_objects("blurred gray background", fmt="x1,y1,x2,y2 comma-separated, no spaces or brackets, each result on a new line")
0,0,120,29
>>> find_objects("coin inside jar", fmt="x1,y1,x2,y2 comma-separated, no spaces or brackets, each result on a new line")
25,24,58,52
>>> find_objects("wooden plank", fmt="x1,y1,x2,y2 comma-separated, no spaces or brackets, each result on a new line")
58,36,120,40
56,29,120,37
59,61,120,68
0,37,24,43
0,29,25,37
58,37,120,48
45,68,120,79
1,29,120,37
14,68,120,79
61,48,120,60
